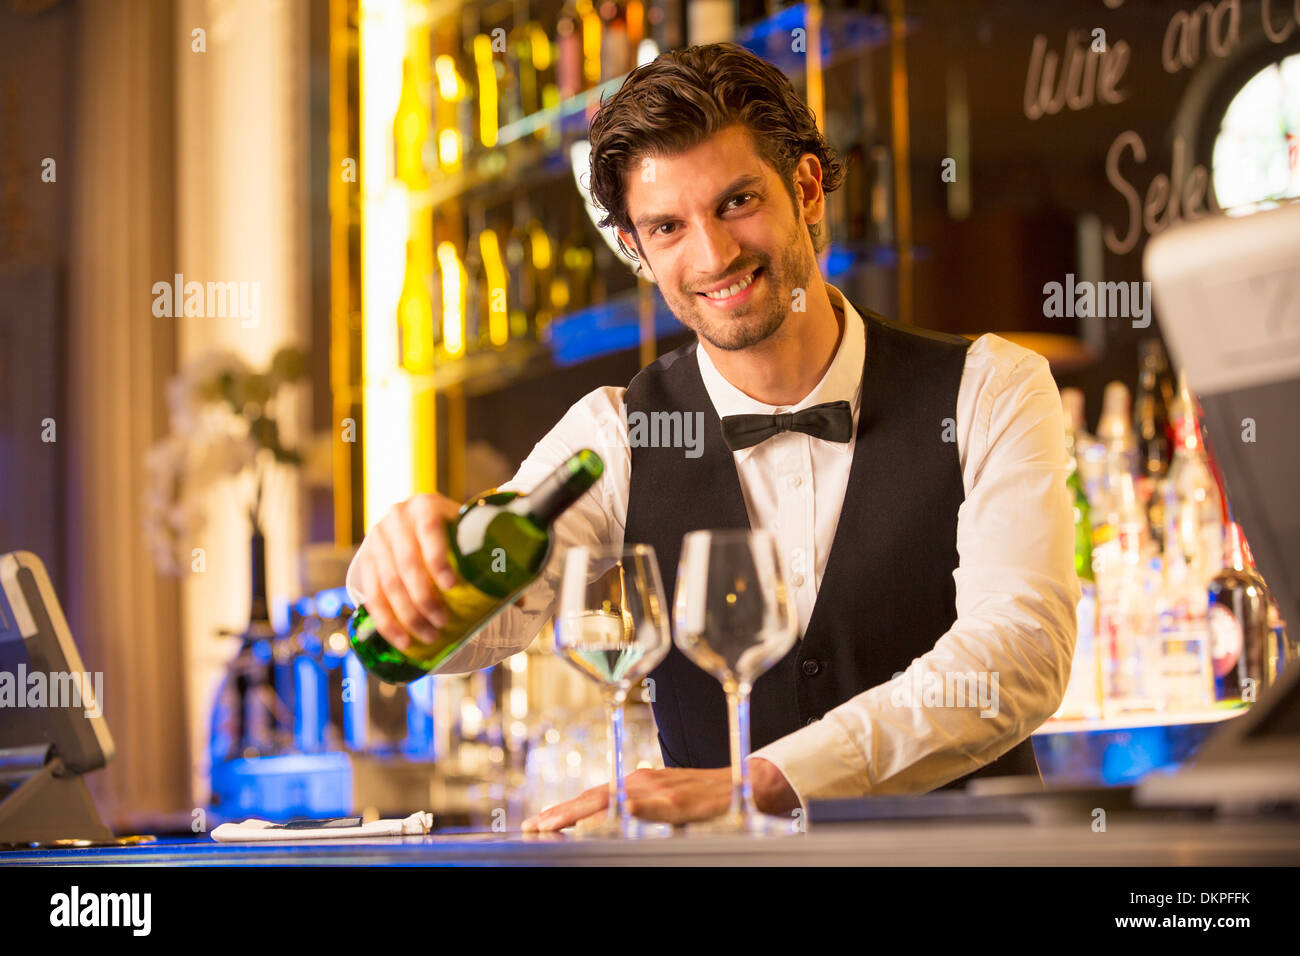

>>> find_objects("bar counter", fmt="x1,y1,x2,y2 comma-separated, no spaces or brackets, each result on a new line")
4,814,1299,866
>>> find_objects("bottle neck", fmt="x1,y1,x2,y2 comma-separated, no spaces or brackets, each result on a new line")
1223,522,1255,572
524,450,603,526
1171,406,1201,456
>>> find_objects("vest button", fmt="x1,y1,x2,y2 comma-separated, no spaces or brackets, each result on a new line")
805,715,821,726
801,658,821,676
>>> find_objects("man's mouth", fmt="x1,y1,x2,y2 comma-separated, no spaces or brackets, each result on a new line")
697,266,763,305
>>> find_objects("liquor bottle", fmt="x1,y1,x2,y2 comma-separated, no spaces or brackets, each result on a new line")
1208,522,1270,704
1096,381,1139,485
1134,339,1174,546
394,57,430,191
398,240,436,373
577,0,603,89
1055,393,1103,721
625,0,646,54
1134,339,1174,479
1060,387,1105,507
433,40,470,172
464,232,488,353
591,227,617,305
529,21,559,113
600,1,632,82
472,31,500,151
348,450,606,683
868,143,894,248
1157,370,1223,712
558,210,595,314
505,199,534,340
528,217,556,336
1164,370,1224,575
646,0,682,57
461,204,487,351
478,224,510,349
1093,465,1157,714
498,21,526,130
454,17,480,164
1265,592,1293,686
687,0,734,45
557,1,584,100
513,21,540,120
436,238,468,358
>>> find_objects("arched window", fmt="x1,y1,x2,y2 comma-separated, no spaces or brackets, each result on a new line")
1211,53,1300,211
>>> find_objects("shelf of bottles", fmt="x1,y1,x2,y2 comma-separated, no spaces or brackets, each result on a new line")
344,0,914,507
1054,338,1296,727
318,0,919,812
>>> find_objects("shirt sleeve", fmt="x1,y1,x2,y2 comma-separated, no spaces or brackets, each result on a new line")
751,338,1080,809
344,385,630,674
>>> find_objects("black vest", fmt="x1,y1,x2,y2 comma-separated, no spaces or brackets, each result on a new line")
623,304,1039,791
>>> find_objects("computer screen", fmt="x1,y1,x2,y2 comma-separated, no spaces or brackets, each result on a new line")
1145,201,1300,646
0,551,114,774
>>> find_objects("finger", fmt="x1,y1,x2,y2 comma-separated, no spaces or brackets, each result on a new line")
407,496,460,593
625,775,731,825
356,558,408,651
380,510,448,630
369,524,441,646
521,785,609,832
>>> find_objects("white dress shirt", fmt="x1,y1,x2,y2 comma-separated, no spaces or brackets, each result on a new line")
347,282,1080,807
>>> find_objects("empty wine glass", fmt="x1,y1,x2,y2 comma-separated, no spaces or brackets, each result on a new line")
553,543,672,837
674,529,799,835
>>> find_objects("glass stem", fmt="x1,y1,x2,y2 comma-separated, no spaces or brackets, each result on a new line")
726,688,753,819
605,688,628,825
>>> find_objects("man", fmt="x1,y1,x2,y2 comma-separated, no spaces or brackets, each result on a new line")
346,42,1080,831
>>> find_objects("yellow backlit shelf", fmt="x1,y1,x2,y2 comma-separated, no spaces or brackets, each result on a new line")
415,338,551,397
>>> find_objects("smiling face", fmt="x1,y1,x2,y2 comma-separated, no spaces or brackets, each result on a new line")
617,124,824,352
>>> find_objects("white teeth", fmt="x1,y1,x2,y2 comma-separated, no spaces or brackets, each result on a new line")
703,270,756,299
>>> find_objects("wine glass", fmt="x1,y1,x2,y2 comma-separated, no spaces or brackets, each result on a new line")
673,529,799,835
553,543,672,836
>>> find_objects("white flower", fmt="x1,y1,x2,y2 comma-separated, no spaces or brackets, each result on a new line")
144,347,299,578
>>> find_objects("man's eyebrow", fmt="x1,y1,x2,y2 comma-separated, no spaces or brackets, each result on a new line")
633,174,765,231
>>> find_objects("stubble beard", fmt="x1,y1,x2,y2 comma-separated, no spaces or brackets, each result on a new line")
669,225,815,353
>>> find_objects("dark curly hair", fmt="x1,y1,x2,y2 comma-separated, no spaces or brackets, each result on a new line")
586,42,845,262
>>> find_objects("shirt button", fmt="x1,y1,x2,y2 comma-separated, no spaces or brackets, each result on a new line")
805,715,821,726
792,573,805,588
788,475,802,488
801,659,821,676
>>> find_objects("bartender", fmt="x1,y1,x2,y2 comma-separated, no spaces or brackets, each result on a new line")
346,42,1080,831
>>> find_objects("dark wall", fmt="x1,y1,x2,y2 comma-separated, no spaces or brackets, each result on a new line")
0,0,77,593
464,0,1300,473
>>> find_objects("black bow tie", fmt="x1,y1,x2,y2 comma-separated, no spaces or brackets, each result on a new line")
719,400,854,452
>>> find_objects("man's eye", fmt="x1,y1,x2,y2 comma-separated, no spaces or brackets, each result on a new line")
726,193,755,209
654,222,676,236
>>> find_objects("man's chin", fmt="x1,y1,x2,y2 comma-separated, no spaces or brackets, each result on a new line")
696,312,785,352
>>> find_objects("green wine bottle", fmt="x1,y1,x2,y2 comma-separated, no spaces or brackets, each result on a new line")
348,449,604,682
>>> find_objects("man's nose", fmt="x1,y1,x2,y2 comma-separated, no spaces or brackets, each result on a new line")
691,217,741,279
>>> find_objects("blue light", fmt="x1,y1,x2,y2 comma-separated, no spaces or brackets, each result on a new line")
544,246,875,366
314,586,352,619
271,596,290,635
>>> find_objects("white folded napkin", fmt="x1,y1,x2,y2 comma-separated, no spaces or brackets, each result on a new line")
210,811,433,843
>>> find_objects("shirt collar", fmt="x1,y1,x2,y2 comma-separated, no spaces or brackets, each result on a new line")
696,281,865,462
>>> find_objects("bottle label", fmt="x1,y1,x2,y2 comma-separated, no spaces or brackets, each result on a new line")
1209,602,1243,678
399,579,504,665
